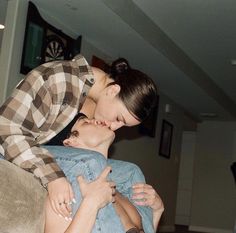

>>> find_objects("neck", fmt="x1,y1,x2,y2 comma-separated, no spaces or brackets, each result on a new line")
94,147,109,159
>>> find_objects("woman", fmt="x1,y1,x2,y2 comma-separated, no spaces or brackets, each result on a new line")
0,54,157,221
44,118,164,233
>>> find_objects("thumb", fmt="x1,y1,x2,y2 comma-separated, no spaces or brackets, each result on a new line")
77,175,86,186
99,166,112,180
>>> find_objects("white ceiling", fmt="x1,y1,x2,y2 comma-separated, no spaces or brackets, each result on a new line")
2,0,236,122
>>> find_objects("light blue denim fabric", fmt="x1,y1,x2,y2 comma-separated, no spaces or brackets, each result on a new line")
43,146,125,233
107,159,154,233
43,145,154,233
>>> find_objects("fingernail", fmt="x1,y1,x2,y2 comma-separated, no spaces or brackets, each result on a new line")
72,198,76,203
70,212,72,215
69,217,72,221
65,217,69,221
58,214,62,218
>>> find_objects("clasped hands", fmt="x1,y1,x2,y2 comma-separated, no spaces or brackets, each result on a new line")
47,166,164,222
47,166,115,221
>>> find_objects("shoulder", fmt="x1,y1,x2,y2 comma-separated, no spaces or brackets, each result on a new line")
108,159,143,174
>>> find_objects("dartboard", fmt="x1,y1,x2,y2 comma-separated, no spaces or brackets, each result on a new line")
44,35,66,62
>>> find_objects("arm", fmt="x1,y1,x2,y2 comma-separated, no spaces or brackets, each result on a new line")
0,63,75,218
0,64,65,186
45,166,115,233
132,183,164,231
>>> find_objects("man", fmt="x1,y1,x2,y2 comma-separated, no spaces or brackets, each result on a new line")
44,117,164,233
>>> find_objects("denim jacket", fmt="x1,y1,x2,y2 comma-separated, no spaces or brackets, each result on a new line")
43,146,154,233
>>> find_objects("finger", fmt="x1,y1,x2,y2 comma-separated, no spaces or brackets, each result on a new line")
132,187,144,194
112,187,116,196
99,166,112,180
132,193,146,200
133,183,152,189
59,202,72,219
63,198,72,216
77,175,86,186
111,196,116,203
69,183,75,200
68,184,74,213
132,185,153,194
109,181,116,188
50,199,61,217
55,200,67,218
133,200,147,206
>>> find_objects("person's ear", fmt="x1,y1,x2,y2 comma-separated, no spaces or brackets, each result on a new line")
106,84,120,97
63,138,71,147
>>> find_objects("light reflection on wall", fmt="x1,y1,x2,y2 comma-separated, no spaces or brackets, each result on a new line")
0,0,8,52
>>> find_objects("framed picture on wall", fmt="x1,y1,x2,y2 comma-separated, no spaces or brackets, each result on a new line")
159,120,173,158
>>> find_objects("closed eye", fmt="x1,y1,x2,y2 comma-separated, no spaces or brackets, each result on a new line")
67,130,79,138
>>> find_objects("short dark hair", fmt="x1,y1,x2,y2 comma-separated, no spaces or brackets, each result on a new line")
108,58,158,122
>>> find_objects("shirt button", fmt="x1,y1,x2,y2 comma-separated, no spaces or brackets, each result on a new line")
82,92,87,97
90,78,94,83
72,59,75,61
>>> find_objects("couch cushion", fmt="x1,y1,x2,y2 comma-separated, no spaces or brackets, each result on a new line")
0,160,47,233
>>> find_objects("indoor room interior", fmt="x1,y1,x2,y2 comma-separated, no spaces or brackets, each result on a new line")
0,0,236,232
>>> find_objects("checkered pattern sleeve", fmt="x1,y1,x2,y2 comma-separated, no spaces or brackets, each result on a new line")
0,55,94,186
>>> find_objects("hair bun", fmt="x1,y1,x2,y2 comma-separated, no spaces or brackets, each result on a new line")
111,58,131,75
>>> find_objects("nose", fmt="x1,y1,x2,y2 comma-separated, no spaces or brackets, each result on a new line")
90,119,112,127
83,118,101,126
102,120,111,127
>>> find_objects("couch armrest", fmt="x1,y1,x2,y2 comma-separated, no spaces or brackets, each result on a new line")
0,160,47,233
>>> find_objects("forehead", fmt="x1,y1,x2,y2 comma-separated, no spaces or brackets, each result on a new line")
122,111,140,126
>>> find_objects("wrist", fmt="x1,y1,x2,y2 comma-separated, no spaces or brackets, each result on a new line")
153,207,164,215
83,197,100,212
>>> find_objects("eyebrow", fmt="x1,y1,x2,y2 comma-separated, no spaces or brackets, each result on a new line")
67,130,79,138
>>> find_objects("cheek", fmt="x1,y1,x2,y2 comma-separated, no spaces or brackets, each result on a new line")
95,102,117,121
110,121,125,131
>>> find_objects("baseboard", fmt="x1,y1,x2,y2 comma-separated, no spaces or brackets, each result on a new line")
158,225,176,232
189,225,232,233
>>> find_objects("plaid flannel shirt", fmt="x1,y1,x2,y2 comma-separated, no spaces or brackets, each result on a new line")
0,54,94,186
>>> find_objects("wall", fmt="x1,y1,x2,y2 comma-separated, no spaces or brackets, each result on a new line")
175,131,196,225
0,0,110,102
81,39,113,64
190,121,236,233
0,0,8,54
0,0,25,103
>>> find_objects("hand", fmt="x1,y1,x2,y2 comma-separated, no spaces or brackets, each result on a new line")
77,166,115,210
132,183,164,214
47,177,75,219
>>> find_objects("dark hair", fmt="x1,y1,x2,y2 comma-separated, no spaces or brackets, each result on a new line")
109,58,158,122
